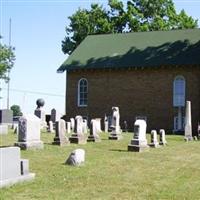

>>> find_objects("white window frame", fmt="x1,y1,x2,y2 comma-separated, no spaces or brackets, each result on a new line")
173,116,185,131
173,75,186,107
77,78,88,107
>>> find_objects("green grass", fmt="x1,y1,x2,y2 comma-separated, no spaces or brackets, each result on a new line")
1,130,200,200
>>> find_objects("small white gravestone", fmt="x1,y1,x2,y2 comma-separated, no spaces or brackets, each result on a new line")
65,149,85,166
0,147,35,188
159,129,167,145
15,114,43,150
82,119,88,134
149,130,159,148
52,119,69,146
69,116,86,144
70,118,75,133
104,115,108,133
128,119,149,152
48,121,54,133
109,107,122,140
67,122,71,134
184,101,193,141
87,119,101,142
95,118,102,134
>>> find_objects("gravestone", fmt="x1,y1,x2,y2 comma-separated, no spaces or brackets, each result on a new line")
109,107,122,140
70,118,75,133
69,116,86,144
67,122,71,134
34,99,47,129
159,129,167,145
47,121,54,133
184,101,193,141
65,149,85,166
87,119,101,142
50,108,56,123
95,118,102,134
0,109,13,124
149,130,159,148
128,119,149,152
14,114,43,150
82,119,88,134
0,146,35,188
52,119,69,146
104,115,108,133
0,124,8,135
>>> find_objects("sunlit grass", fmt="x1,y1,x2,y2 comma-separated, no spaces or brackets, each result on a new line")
1,130,200,200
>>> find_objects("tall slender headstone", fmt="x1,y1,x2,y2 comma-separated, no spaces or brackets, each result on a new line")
104,115,108,133
128,119,149,152
47,121,54,133
82,119,88,134
15,114,43,150
52,119,69,146
184,101,193,141
70,118,75,133
50,108,57,123
149,130,159,148
66,122,71,134
159,129,167,145
109,107,122,140
69,116,86,144
87,119,101,142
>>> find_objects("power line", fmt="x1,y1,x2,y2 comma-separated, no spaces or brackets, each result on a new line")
1,87,65,97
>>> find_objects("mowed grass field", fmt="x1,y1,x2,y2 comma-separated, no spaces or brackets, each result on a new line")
0,130,200,200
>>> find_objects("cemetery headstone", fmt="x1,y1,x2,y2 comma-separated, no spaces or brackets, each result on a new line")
0,146,35,188
87,119,101,142
184,101,193,141
104,115,108,133
50,108,56,123
159,129,167,145
109,107,122,140
14,114,44,150
128,119,149,152
47,121,54,133
67,122,71,134
70,118,75,133
69,116,86,144
0,109,13,124
52,119,69,146
65,148,85,166
82,119,88,134
149,130,159,148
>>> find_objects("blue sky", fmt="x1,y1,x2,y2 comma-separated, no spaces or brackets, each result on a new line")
0,0,200,115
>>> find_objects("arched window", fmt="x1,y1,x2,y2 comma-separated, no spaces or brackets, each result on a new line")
78,78,88,107
173,75,186,107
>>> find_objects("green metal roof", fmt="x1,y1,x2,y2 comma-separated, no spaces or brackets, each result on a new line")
58,29,200,72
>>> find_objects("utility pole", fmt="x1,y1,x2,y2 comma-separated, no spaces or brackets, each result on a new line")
7,18,11,110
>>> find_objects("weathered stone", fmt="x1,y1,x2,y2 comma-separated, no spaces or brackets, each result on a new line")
82,119,88,134
149,130,159,148
15,114,43,150
109,107,122,140
47,121,54,133
128,119,149,152
87,119,101,142
159,129,167,146
70,118,75,132
184,101,193,141
69,116,86,144
0,109,13,124
0,147,35,188
66,122,71,134
65,149,85,166
104,115,108,133
52,119,69,146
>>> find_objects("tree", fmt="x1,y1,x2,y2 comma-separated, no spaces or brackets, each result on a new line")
10,105,23,117
0,36,15,81
62,0,198,55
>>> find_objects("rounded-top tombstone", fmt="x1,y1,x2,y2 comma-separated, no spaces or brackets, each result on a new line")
36,98,45,109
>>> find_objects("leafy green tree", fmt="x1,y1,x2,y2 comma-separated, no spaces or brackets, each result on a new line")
10,105,23,116
0,36,15,81
62,0,198,55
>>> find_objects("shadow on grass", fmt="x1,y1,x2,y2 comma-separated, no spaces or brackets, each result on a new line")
109,149,128,153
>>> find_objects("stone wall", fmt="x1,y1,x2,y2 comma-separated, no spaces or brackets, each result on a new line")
65,66,200,133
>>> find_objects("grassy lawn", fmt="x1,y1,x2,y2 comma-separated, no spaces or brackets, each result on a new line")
1,130,200,200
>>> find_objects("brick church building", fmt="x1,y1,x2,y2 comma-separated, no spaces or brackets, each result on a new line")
58,29,200,133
